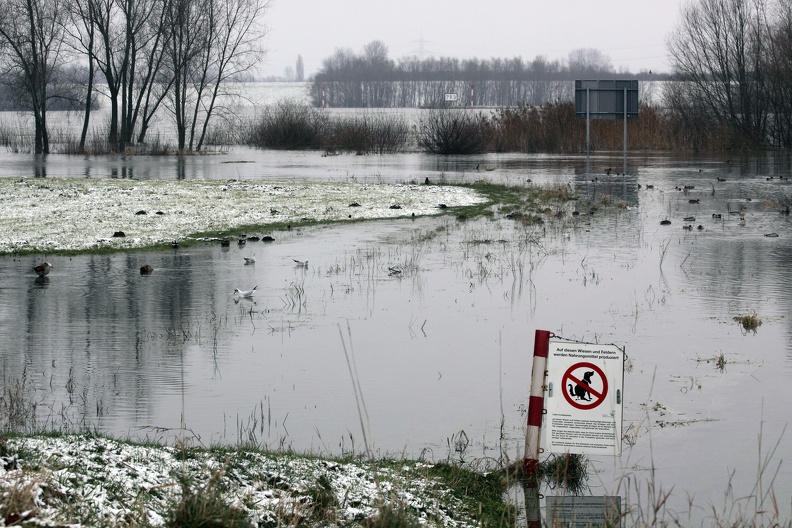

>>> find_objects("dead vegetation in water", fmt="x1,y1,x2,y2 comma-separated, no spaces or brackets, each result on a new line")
734,312,762,332
696,351,728,371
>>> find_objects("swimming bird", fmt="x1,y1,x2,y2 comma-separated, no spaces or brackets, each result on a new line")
244,255,256,265
140,264,153,275
233,286,258,298
34,262,53,276
293,259,308,267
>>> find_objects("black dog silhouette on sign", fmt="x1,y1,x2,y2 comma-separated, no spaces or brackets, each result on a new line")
568,371,595,401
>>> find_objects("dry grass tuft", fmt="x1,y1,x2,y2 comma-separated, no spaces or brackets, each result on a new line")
734,312,762,332
0,471,45,525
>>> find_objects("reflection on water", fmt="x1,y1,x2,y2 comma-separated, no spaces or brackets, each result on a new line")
2,152,792,523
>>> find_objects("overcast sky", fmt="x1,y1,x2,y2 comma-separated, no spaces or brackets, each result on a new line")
258,0,682,79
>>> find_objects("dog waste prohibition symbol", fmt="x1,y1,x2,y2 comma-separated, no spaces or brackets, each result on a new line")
562,362,608,410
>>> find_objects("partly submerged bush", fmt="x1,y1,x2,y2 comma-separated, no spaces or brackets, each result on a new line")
325,112,410,154
248,100,327,150
417,109,487,155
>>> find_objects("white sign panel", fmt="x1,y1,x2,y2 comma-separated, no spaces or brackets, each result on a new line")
444,93,459,101
546,495,622,527
545,340,624,455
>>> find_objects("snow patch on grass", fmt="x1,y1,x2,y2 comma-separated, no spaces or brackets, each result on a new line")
0,435,478,526
0,178,485,253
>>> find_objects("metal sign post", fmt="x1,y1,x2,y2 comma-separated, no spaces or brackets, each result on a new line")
523,329,552,528
623,87,628,169
586,88,590,158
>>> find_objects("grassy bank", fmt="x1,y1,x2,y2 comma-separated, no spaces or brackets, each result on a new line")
0,177,588,256
0,433,517,527
0,178,486,256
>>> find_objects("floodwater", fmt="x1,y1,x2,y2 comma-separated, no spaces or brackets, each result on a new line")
2,143,792,524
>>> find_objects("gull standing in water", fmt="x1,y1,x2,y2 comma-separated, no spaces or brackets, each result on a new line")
293,259,308,267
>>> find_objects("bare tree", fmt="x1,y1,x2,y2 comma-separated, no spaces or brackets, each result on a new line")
0,0,68,154
667,0,770,146
764,0,792,147
90,0,172,151
165,0,268,151
567,48,614,77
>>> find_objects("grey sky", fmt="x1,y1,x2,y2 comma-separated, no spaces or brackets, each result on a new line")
259,0,682,79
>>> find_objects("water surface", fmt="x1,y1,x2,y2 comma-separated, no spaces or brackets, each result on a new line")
1,148,791,526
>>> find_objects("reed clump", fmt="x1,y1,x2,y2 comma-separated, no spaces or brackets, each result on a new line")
734,312,762,332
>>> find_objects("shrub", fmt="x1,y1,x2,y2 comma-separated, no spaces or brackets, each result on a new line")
248,100,327,150
417,109,487,154
324,112,410,154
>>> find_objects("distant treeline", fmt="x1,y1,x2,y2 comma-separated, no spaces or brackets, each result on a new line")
309,43,663,108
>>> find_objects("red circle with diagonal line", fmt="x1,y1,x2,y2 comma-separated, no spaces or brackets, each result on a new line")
562,362,608,410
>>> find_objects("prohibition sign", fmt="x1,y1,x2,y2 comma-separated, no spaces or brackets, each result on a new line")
562,362,608,410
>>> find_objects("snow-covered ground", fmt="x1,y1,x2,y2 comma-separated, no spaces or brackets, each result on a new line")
0,434,482,526
0,178,485,254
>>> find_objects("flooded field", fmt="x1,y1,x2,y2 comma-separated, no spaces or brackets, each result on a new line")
1,146,792,526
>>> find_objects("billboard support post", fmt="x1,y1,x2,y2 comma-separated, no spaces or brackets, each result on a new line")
586,88,590,158
623,87,628,170
575,80,638,170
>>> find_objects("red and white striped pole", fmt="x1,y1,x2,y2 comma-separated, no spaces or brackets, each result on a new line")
524,329,552,528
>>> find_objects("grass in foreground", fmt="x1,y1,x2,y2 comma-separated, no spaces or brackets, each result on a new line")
0,433,521,527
